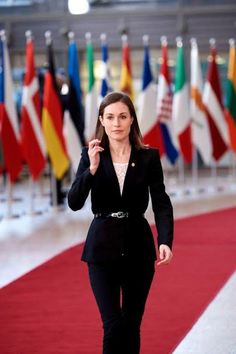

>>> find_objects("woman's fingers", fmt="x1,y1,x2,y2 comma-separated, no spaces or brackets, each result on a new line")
88,139,101,149
88,139,104,175
157,245,173,266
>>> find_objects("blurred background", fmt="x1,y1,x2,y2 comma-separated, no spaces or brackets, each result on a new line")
0,1,236,353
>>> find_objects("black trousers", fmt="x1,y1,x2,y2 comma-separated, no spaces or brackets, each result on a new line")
88,258,155,354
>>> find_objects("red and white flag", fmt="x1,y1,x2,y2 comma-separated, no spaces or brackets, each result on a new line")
203,40,228,161
0,30,22,182
21,31,46,180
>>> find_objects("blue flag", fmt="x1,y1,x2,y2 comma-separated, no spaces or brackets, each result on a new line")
100,37,112,98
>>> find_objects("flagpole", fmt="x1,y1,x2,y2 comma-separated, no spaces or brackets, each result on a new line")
227,39,236,191
68,29,79,184
44,30,59,211
208,38,218,192
230,152,236,191
178,156,185,186
29,176,35,214
190,38,198,194
24,30,35,215
121,33,128,48
6,174,13,219
175,37,186,193
99,32,108,104
191,145,198,192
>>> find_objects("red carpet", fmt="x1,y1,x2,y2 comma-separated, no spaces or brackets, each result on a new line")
0,207,236,354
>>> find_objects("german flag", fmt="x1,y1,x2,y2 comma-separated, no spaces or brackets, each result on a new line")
42,32,69,179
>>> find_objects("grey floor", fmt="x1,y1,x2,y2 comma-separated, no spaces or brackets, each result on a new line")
0,172,236,354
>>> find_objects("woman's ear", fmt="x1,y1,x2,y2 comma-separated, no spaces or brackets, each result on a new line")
99,115,104,126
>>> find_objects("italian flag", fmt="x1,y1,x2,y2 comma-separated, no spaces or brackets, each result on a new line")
225,39,236,153
172,38,192,164
84,33,98,142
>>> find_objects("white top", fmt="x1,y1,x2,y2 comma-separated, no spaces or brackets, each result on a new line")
113,162,128,194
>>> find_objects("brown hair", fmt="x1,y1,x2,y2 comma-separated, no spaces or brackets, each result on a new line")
95,91,145,149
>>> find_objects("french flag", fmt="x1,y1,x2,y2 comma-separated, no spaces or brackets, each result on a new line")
138,35,164,155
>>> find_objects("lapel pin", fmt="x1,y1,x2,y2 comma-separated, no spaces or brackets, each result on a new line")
131,162,135,167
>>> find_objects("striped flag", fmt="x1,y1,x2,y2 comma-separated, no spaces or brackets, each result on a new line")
203,40,228,161
42,32,69,179
225,39,236,153
100,33,112,100
20,31,46,180
173,38,192,164
63,32,84,173
138,35,164,153
190,38,212,165
0,31,22,182
157,37,178,165
84,32,98,142
120,34,134,101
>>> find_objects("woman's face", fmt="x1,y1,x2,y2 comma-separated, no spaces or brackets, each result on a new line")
100,101,133,143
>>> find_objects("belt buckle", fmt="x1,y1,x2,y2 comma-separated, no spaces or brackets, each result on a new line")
111,211,127,218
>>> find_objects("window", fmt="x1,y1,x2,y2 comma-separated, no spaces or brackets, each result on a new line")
0,0,32,6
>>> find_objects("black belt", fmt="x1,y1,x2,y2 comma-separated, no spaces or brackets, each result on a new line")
94,211,144,219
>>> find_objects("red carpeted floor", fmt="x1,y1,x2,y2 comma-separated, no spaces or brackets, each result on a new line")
0,207,236,354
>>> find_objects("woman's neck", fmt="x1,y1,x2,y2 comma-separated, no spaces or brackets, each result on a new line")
109,140,131,163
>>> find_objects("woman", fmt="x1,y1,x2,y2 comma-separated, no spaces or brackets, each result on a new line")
68,91,174,354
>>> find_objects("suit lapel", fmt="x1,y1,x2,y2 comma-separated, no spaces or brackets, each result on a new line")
122,146,138,199
101,148,121,197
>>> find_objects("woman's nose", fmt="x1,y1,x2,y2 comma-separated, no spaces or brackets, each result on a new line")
113,117,120,126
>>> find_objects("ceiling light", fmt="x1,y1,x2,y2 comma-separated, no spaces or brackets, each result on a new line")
68,0,90,15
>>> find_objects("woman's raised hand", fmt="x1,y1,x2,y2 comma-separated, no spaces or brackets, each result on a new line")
88,139,104,175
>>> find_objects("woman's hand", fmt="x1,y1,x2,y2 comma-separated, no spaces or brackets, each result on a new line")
157,244,173,266
88,139,104,175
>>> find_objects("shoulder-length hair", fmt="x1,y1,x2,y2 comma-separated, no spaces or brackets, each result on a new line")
95,91,145,149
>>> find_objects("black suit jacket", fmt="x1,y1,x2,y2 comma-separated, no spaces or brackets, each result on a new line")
68,146,174,263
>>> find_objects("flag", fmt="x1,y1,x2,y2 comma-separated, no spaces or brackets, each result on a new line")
0,31,22,182
63,33,84,173
120,34,134,101
20,32,46,180
173,38,192,164
190,38,212,165
100,33,112,100
42,33,69,179
156,37,178,165
138,36,164,153
225,39,236,153
203,41,228,161
84,33,98,142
